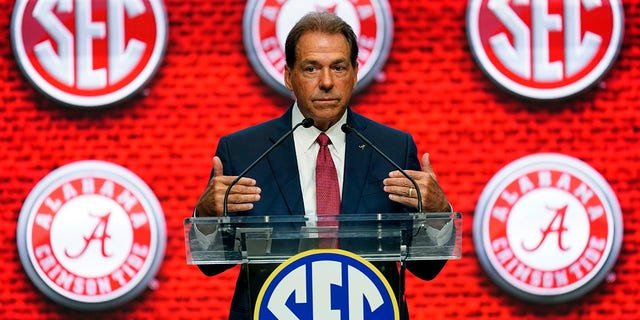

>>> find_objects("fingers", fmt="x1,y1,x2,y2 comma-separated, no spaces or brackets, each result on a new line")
387,191,420,208
221,184,261,213
383,184,417,198
201,156,261,215
422,152,436,176
422,152,436,179
202,179,260,215
384,153,441,210
212,176,260,212
387,152,436,178
385,168,426,189
212,156,223,177
214,175,257,187
225,184,261,200
387,169,421,181
225,203,255,212
383,174,422,210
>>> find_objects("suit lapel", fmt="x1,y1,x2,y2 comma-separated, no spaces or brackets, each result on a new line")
341,110,372,214
266,108,305,215
264,107,374,215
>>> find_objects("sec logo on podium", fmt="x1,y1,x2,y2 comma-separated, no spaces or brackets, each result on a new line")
255,249,399,319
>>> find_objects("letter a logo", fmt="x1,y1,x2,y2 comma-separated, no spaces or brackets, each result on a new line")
522,205,570,252
65,212,113,258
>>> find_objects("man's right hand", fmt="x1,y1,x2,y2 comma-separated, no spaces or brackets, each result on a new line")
195,156,262,217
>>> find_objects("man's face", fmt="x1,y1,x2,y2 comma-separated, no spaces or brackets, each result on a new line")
285,32,358,131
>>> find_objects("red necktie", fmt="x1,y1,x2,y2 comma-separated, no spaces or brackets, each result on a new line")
316,133,340,224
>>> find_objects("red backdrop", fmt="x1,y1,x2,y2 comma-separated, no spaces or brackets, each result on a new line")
1,0,638,319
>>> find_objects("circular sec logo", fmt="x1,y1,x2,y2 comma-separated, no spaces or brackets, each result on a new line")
11,0,168,107
474,153,622,303
17,161,166,311
243,0,393,96
255,249,399,319
466,0,624,100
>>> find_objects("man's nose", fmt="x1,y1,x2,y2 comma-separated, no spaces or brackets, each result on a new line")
319,68,334,91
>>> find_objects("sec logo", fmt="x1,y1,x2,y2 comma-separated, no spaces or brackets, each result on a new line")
243,0,393,96
474,153,622,303
17,161,166,310
10,0,168,107
255,249,399,319
466,0,624,100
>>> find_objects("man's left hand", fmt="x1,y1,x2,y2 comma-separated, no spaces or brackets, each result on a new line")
383,153,450,212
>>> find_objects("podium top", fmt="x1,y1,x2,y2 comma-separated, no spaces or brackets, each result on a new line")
184,212,461,264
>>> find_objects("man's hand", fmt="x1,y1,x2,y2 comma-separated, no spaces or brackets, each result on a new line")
195,156,261,217
383,153,450,213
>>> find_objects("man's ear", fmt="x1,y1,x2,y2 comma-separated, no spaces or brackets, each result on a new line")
352,63,359,88
284,65,293,91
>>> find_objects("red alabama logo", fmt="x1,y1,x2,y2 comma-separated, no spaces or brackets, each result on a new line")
467,0,624,100
11,0,168,107
17,161,166,310
474,153,622,303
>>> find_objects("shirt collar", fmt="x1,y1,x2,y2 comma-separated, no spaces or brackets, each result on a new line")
292,102,347,150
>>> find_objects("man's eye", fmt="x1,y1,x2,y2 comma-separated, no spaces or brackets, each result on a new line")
333,65,346,71
304,66,317,72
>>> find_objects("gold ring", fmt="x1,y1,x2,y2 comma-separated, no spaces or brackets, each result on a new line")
408,188,413,198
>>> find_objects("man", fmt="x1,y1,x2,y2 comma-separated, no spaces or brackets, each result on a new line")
195,11,452,319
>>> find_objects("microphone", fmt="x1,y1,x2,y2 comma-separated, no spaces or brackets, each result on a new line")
223,118,315,216
341,123,423,212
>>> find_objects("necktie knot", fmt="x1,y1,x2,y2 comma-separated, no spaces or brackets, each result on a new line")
317,133,331,147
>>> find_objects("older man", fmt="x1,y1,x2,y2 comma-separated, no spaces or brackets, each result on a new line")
195,11,451,319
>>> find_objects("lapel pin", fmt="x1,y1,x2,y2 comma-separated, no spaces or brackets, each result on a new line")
359,144,366,150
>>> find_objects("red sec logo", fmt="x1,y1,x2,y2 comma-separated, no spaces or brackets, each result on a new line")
467,0,623,100
11,0,168,107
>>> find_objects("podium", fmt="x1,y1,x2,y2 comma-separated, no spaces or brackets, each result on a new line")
184,212,461,318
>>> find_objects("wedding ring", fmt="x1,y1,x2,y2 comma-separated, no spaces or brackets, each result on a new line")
408,188,414,198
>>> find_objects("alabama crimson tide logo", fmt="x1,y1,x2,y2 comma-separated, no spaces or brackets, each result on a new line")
17,161,166,310
243,0,393,96
467,0,624,100
11,0,168,107
474,153,622,303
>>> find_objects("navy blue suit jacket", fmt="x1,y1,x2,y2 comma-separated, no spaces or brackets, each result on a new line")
199,107,446,319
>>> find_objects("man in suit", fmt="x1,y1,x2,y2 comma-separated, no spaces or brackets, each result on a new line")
195,11,453,319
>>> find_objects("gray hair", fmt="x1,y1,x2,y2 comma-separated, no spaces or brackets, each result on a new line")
285,11,358,68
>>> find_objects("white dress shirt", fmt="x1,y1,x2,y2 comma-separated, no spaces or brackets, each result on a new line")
291,102,347,225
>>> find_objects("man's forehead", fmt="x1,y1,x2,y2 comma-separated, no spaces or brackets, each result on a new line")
296,33,350,59
299,55,348,65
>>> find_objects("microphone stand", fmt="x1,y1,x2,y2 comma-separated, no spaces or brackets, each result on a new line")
341,123,423,317
223,118,314,216
341,123,423,212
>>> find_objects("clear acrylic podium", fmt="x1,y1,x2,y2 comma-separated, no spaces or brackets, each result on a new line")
184,212,461,318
